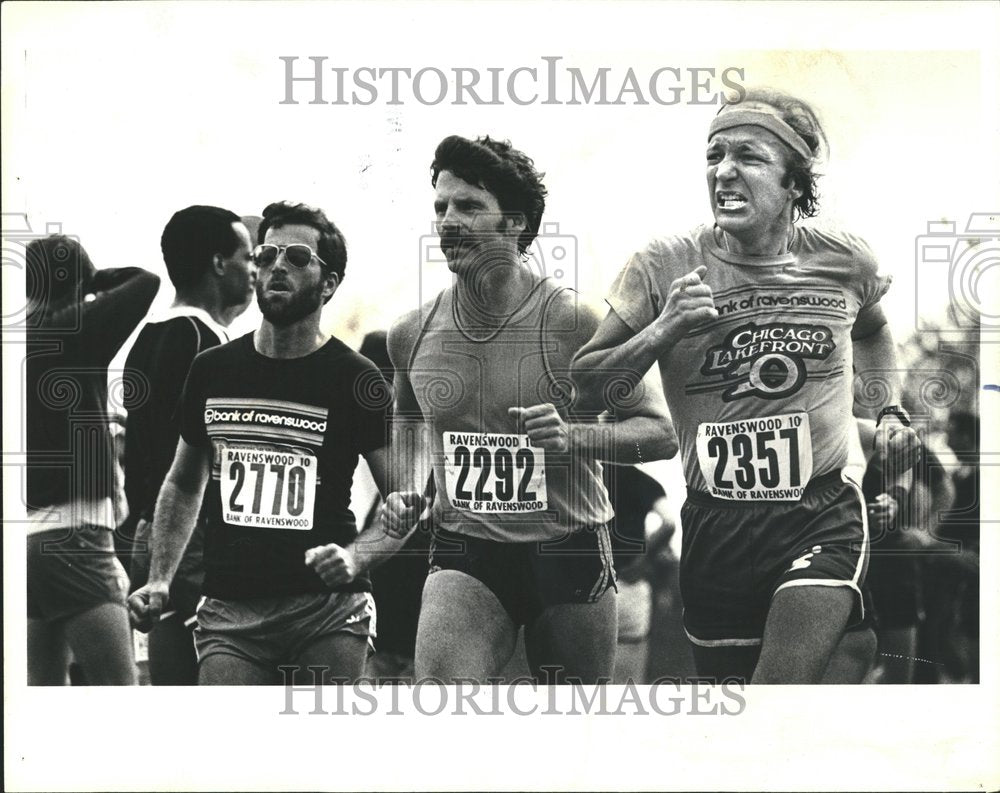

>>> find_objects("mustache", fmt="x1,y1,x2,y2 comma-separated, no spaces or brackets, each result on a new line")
439,229,501,250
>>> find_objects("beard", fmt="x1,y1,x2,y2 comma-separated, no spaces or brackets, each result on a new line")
256,279,324,327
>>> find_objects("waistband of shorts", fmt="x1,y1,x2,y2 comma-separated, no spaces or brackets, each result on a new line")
432,523,609,546
685,469,845,509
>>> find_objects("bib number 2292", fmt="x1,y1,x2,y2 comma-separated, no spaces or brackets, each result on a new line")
443,432,547,513
695,412,813,501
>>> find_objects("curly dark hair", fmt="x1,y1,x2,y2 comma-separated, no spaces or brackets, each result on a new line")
258,201,348,281
719,88,828,219
431,135,547,256
160,205,242,291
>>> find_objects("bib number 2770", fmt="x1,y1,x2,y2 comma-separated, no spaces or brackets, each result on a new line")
695,412,813,501
443,432,547,513
220,444,317,529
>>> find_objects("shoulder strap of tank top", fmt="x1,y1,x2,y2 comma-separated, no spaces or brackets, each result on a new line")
539,283,574,406
406,290,447,373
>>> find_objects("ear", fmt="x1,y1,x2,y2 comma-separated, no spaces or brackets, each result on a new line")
504,212,527,235
785,173,804,202
212,253,227,277
322,269,340,301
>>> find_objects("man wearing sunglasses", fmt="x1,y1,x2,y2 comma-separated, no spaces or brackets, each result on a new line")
129,201,425,685
386,136,677,684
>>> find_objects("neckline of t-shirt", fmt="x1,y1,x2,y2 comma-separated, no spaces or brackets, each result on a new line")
708,225,799,267
247,332,340,362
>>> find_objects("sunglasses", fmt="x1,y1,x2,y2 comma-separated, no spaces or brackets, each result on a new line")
252,244,328,269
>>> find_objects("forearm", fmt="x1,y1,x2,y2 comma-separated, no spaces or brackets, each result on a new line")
572,321,676,413
148,479,204,585
386,415,433,494
86,268,161,354
852,324,901,418
346,518,417,576
569,414,678,464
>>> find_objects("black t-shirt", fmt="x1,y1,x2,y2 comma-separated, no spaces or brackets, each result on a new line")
125,315,224,521
179,333,391,599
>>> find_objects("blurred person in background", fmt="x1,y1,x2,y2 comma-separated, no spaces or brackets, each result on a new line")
26,234,160,684
860,423,950,683
605,465,672,684
355,330,432,683
919,410,979,683
123,205,256,684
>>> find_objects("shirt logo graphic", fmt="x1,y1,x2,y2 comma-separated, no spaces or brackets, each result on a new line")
700,321,836,401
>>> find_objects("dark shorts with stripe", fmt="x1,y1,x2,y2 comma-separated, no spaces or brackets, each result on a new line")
27,526,128,622
428,524,617,627
680,469,869,647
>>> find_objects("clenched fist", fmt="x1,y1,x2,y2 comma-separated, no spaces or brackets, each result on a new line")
128,580,170,633
867,492,899,532
653,265,718,342
379,490,428,539
509,403,568,452
305,543,360,587
874,417,921,474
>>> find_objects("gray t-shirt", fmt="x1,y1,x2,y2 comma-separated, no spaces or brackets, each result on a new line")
608,224,890,500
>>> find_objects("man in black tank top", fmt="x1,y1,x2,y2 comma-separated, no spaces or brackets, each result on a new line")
387,136,678,684
128,202,426,685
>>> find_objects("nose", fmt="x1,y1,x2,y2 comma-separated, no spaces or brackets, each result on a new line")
270,249,292,272
715,154,738,181
439,202,462,230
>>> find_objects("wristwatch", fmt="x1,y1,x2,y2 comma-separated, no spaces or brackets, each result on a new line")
876,404,911,427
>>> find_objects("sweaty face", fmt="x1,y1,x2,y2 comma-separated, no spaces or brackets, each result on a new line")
433,170,520,274
221,222,256,308
706,125,801,249
255,224,332,327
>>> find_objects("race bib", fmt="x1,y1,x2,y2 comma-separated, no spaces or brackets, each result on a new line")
695,412,813,501
442,432,547,513
220,443,317,529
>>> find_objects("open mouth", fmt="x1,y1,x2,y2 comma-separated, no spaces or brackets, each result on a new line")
716,191,748,210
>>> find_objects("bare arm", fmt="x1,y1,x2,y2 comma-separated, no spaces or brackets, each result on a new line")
571,266,717,413
127,437,210,630
304,314,430,585
148,438,210,585
338,446,426,576
851,303,922,480
520,298,677,464
852,303,901,417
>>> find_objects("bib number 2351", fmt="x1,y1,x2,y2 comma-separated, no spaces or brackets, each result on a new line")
695,412,813,501
443,432,547,513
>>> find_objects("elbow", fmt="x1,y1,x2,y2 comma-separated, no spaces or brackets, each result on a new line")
636,417,678,463
570,350,606,413
656,418,679,461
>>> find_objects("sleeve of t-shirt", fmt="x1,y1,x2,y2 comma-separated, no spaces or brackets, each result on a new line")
350,361,392,455
178,350,211,448
849,234,892,311
606,242,664,333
